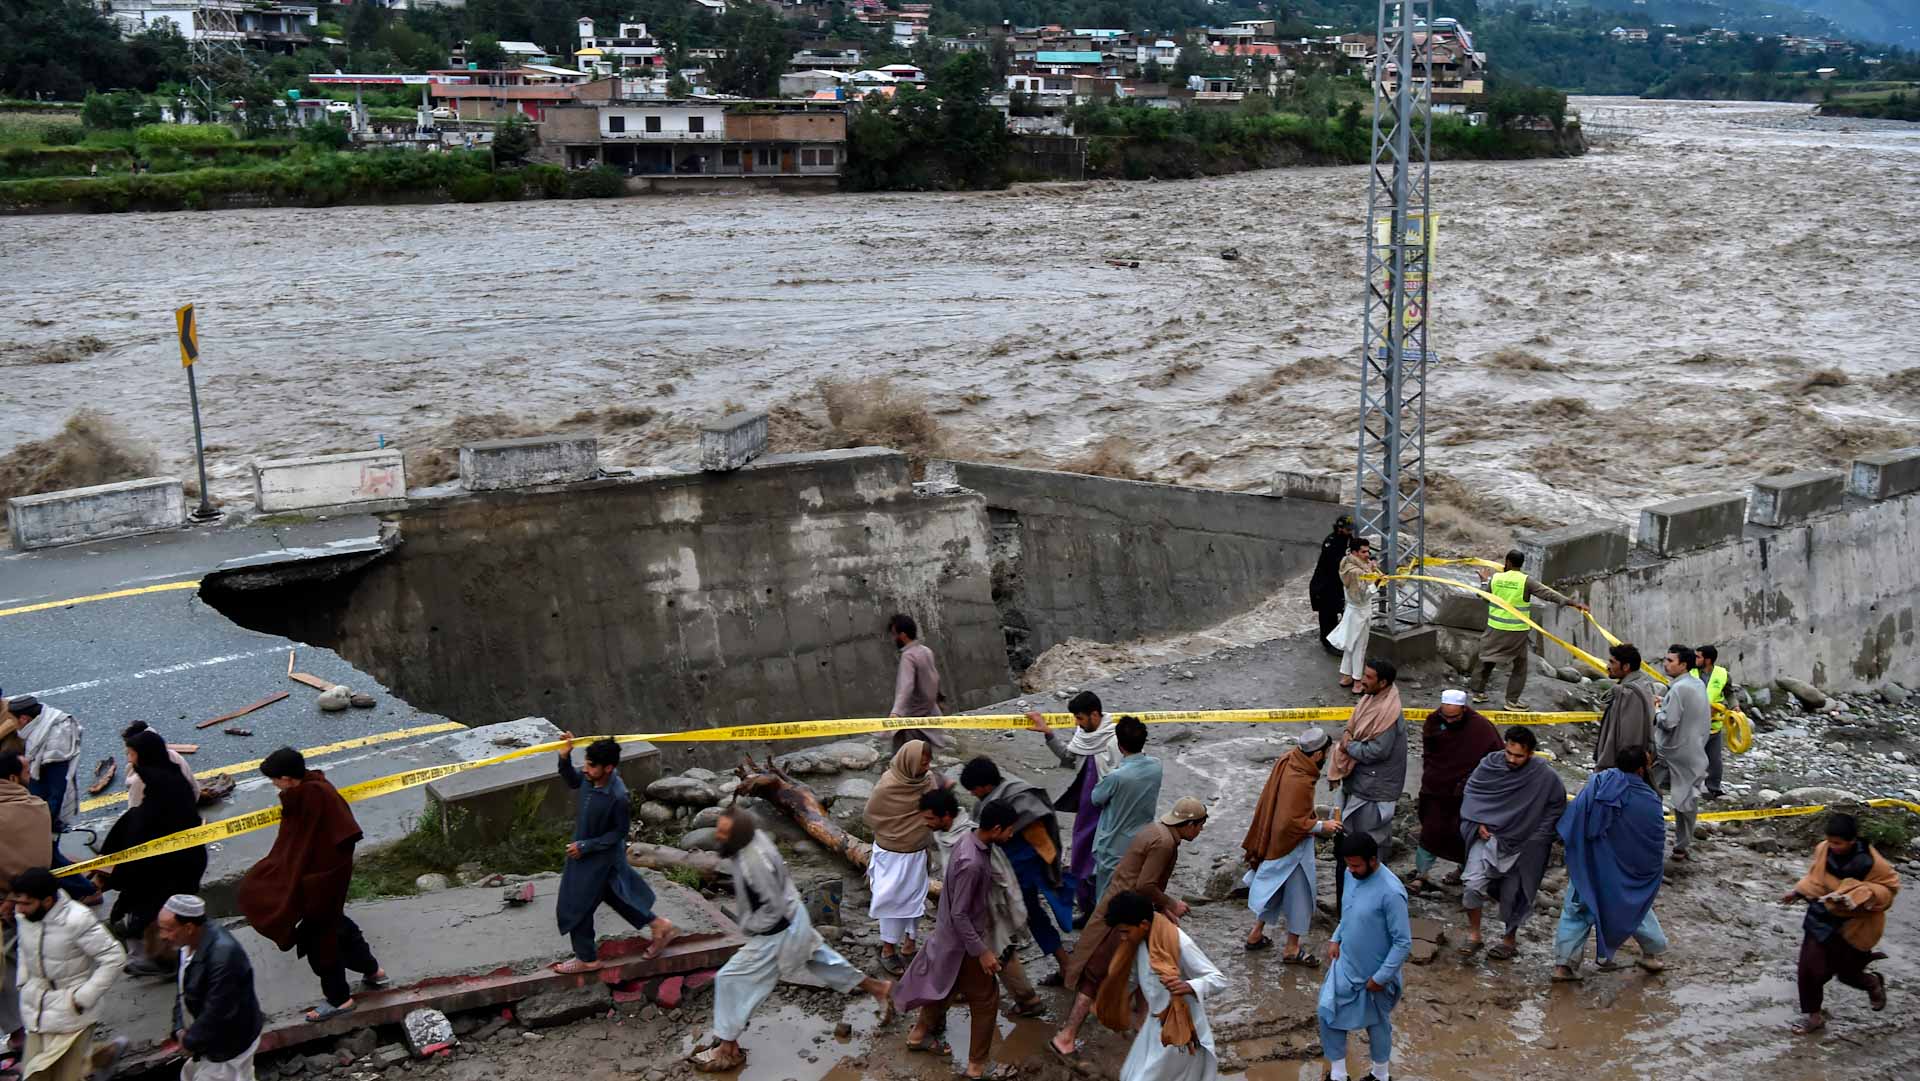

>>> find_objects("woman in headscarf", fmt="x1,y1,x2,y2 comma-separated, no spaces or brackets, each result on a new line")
121,721,199,809
94,729,207,977
863,739,946,975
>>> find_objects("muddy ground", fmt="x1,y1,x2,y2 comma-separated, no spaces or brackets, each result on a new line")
3,100,1917,547
275,632,1920,1081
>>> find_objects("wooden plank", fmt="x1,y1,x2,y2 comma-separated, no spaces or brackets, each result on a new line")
166,743,198,755
289,672,332,691
195,691,290,730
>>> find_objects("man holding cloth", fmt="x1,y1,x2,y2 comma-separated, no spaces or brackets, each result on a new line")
1411,691,1504,895
1457,727,1567,960
1026,692,1121,920
1330,659,1407,866
696,809,893,1072
1594,643,1657,771
1316,834,1410,1081
1782,813,1900,1035
158,894,265,1081
554,735,674,973
1652,645,1710,862
894,801,1019,1079
1553,746,1669,981
1241,728,1341,963
960,757,1073,983
1103,890,1228,1081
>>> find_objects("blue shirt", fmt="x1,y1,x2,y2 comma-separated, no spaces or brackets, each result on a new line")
1091,754,1163,875
1318,865,1412,1029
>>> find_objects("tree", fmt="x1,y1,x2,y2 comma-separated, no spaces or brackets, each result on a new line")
0,0,135,99
492,113,535,163
469,33,507,70
1143,59,1164,84
346,1,385,51
667,73,691,97
706,9,787,97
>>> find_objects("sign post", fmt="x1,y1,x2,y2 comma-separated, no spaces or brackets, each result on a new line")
175,303,217,521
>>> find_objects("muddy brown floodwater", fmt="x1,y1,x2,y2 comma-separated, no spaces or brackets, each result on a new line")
3,98,1917,538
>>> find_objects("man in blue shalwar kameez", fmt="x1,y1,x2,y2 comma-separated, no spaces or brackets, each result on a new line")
1552,744,1670,980
1317,833,1411,1081
553,734,675,973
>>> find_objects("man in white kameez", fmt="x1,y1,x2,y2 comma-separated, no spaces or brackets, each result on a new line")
1102,890,1228,1081
695,808,894,1074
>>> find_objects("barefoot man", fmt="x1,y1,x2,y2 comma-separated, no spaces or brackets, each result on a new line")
554,734,673,974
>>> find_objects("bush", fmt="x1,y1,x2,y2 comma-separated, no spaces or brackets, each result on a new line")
522,163,566,198
491,171,524,201
566,165,626,198
297,121,350,150
135,123,236,147
40,124,84,147
449,172,493,203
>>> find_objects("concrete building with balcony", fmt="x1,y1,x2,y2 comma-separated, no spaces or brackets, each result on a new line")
538,99,847,190
97,0,315,52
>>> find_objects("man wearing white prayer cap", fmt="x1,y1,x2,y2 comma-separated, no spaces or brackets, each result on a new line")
158,895,265,1081
1409,691,1504,895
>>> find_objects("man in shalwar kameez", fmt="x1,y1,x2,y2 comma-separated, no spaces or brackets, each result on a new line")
1240,727,1341,964
1457,727,1567,961
1317,834,1411,1081
1103,891,1228,1081
1026,692,1121,920
695,808,892,1072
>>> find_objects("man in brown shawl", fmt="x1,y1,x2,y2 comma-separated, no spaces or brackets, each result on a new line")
1049,798,1208,1062
1411,689,1504,895
1241,728,1340,962
1594,643,1658,772
863,739,948,974
235,748,387,1022
1782,812,1900,1035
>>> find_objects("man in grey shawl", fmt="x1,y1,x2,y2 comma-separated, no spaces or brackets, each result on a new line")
1594,643,1657,771
1458,727,1568,960
1652,644,1711,862
959,757,1074,983
695,808,893,1073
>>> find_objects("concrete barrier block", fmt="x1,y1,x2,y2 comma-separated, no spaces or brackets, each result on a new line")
1848,448,1920,501
252,449,406,513
1637,493,1747,556
425,738,659,842
1272,469,1344,504
1515,519,1629,584
700,411,768,472
7,477,184,550
1747,470,1844,527
458,435,598,491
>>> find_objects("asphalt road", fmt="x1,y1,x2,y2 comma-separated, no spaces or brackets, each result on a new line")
1,515,463,839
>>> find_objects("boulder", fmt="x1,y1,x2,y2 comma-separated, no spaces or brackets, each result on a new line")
829,801,866,829
402,1009,456,1056
1555,666,1586,684
637,801,675,826
1779,786,1863,806
680,827,721,852
814,741,881,771
690,806,724,829
1879,682,1911,707
517,984,610,1029
646,776,719,807
414,873,450,893
681,767,719,783
830,777,876,805
773,750,837,776
317,685,352,712
1777,677,1826,710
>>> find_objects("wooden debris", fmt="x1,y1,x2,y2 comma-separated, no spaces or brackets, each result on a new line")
223,727,252,737
196,691,290,730
197,774,236,807
167,743,198,755
628,842,728,879
290,672,333,691
734,754,871,869
86,757,116,796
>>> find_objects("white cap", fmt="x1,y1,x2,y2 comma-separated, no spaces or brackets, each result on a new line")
1297,727,1329,753
162,894,206,919
1441,689,1469,707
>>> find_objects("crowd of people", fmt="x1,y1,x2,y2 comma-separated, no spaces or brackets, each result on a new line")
0,573,1904,1081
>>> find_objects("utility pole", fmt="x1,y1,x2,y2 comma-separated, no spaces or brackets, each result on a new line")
1354,0,1434,631
175,304,218,521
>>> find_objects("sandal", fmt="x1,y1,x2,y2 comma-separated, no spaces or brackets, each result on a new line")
304,1001,356,1023
960,1066,1016,1080
907,1035,953,1056
1551,966,1584,983
1008,998,1049,1019
1487,942,1518,961
690,1047,747,1073
1456,940,1484,958
1869,971,1888,1011
361,970,391,990
552,958,601,974
1244,935,1274,952
880,952,906,976
643,922,677,960
1282,949,1321,967
1790,1017,1826,1036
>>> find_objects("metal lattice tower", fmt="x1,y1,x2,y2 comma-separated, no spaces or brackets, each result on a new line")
189,3,250,124
1354,0,1434,630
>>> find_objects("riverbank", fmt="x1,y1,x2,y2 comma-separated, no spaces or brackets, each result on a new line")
1818,90,1920,122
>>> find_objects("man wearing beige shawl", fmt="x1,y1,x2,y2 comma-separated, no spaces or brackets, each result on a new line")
1329,659,1408,893
864,740,949,974
1102,891,1227,1081
1327,538,1377,691
1782,813,1900,1035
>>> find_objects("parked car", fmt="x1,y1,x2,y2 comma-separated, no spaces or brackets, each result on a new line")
431,107,453,119
324,100,353,116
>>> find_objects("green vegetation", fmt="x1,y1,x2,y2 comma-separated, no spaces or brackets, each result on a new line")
1818,88,1920,120
1858,809,1915,852
349,794,571,900
843,52,1011,191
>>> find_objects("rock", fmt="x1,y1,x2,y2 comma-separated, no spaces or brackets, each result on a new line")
636,801,676,826
830,777,876,804
1758,789,1783,803
1409,940,1439,965
1555,666,1585,684
451,1016,482,1038
817,925,844,943
1826,742,1848,754
690,806,724,829
519,1030,543,1042
1777,677,1826,710
680,827,721,852
681,767,719,782
773,750,837,776
1408,917,1447,944
646,777,719,807
835,1021,854,1039
414,873,450,893
1879,683,1911,707
402,1009,455,1057
1780,786,1864,806
1219,247,1241,260
339,1030,380,1060
374,1046,410,1070
1748,685,1773,708
302,1053,334,1074
713,778,741,800
652,975,685,1009
278,1057,306,1077
473,1017,511,1043
815,741,881,771
318,685,352,712
641,1004,661,1022
349,693,377,709
502,881,535,906
517,985,610,1029
830,801,867,828
1895,752,1909,763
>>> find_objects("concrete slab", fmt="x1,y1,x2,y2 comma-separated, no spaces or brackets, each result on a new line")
459,435,599,491
1271,469,1344,504
252,449,406,513
1366,624,1440,664
1848,447,1920,501
427,734,660,841
699,410,768,472
1514,519,1629,584
7,476,184,550
1637,493,1747,556
95,875,739,1073
1747,469,1845,527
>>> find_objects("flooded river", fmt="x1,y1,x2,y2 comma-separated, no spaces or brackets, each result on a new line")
3,98,1917,536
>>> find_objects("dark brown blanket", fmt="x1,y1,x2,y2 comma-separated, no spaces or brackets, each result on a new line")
1416,708,1505,864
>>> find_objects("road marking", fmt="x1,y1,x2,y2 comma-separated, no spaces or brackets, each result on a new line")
24,647,286,698
79,721,466,813
0,579,201,618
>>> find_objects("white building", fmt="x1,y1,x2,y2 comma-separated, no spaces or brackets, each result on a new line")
96,0,317,51
575,18,664,76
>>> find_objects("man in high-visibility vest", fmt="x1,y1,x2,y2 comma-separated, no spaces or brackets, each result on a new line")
1693,644,1733,800
1469,550,1589,710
